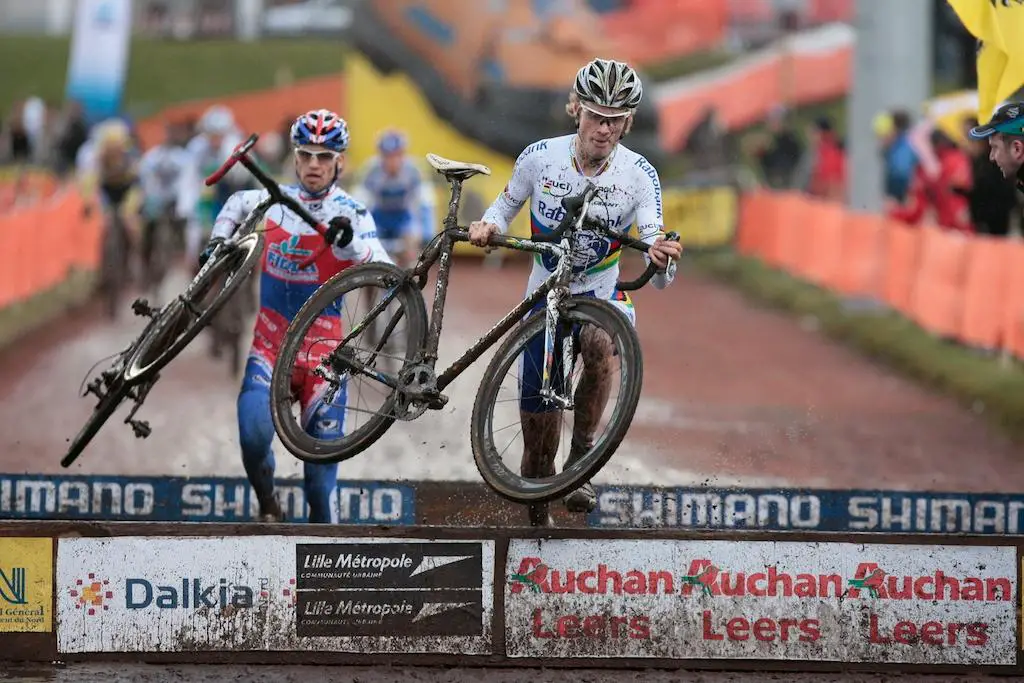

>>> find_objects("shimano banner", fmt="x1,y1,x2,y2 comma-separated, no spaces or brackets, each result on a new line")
0,474,414,525
65,0,133,123
588,486,1024,535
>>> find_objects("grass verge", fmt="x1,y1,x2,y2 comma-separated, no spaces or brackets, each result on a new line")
0,269,96,352
0,36,347,120
689,249,1024,443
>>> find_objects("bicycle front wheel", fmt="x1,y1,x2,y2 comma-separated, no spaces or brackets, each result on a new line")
123,232,264,384
271,262,427,464
470,297,643,504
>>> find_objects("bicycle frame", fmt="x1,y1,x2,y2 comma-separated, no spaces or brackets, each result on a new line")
334,173,589,408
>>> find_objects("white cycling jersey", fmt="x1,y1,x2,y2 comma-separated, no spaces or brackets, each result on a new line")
138,143,189,216
481,134,672,325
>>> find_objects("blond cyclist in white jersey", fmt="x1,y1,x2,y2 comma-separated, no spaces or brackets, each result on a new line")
469,58,682,525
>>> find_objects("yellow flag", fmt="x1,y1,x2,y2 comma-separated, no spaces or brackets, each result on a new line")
947,0,1024,123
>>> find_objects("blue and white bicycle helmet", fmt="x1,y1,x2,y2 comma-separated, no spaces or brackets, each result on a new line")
377,129,407,154
290,109,350,152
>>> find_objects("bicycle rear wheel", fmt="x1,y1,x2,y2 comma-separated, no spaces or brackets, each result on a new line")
123,232,263,384
271,262,427,464
470,297,643,504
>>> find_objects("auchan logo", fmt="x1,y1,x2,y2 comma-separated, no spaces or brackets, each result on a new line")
508,557,1012,602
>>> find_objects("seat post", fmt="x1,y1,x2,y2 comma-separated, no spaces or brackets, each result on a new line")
443,177,464,230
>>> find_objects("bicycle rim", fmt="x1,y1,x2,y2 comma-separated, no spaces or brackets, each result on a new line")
123,232,263,383
271,262,427,464
470,297,643,504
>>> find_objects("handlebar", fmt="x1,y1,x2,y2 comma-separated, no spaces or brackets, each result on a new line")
204,133,331,270
523,183,680,291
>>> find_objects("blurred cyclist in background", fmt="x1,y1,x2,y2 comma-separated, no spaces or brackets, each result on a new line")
354,129,424,266
138,120,190,298
78,118,144,317
177,104,247,266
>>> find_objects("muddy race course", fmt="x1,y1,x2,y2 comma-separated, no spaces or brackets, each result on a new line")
0,255,1018,683
0,254,1017,490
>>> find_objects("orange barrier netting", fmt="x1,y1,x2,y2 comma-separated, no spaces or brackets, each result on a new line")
737,190,1024,358
0,189,102,310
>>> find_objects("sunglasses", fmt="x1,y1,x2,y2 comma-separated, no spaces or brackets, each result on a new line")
294,148,341,163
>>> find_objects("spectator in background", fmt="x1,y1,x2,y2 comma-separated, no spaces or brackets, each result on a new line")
889,125,974,233
55,100,90,178
1,101,33,164
875,109,918,203
753,105,803,189
805,116,845,201
963,116,1018,237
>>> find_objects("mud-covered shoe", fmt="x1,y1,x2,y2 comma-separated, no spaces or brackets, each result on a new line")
562,436,597,513
258,496,285,523
563,483,597,513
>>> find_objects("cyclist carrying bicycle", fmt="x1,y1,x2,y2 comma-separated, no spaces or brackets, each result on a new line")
468,58,682,525
198,109,393,524
354,129,424,266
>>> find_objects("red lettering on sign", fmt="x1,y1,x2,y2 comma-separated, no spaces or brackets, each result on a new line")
702,610,820,642
531,608,650,639
867,613,989,647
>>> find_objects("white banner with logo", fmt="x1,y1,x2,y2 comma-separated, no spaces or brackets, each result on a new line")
65,0,133,123
504,539,1016,665
57,536,494,654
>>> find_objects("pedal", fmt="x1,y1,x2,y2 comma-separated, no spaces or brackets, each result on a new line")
129,419,151,439
131,298,157,318
426,392,449,410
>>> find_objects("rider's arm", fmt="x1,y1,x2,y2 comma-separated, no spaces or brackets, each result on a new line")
634,159,674,290
480,142,542,233
210,189,268,240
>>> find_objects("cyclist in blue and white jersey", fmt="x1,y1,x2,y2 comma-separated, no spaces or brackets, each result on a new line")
468,58,682,524
355,129,424,266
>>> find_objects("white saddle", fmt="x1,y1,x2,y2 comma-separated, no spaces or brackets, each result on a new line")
425,153,491,179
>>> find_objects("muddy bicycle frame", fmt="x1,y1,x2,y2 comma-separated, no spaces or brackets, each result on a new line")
332,170,672,409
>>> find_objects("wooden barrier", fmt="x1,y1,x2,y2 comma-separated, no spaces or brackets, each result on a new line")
737,190,1024,358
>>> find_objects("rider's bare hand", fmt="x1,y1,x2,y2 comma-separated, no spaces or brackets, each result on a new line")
648,235,682,269
468,221,499,248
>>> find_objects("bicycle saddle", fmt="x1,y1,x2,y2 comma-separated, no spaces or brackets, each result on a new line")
426,153,491,180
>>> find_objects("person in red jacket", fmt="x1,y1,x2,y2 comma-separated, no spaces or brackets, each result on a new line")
888,128,973,233
806,117,846,201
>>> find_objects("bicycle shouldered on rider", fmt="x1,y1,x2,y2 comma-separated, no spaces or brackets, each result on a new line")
470,57,683,525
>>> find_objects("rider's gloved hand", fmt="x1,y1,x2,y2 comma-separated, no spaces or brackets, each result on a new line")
198,237,225,267
324,216,353,249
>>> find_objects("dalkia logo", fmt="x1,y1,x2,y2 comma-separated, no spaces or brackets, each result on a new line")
508,558,1013,602
69,573,113,615
126,578,258,609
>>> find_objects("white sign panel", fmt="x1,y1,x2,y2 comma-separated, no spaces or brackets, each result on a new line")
57,536,493,654
504,539,1016,665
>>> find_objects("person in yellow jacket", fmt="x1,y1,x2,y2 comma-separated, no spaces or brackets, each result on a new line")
80,119,144,244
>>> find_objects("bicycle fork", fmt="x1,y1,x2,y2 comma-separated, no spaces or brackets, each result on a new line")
539,285,576,410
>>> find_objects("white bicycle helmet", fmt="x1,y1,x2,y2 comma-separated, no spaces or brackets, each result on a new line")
199,104,235,136
573,58,643,111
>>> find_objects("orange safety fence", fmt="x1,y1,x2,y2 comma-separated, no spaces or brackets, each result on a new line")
0,169,61,214
737,190,1024,359
656,37,852,152
0,189,102,311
